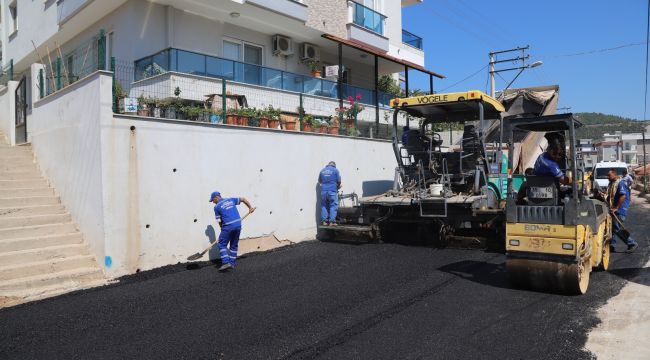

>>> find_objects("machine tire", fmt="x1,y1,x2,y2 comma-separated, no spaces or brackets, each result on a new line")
566,261,590,295
505,258,590,294
596,239,610,271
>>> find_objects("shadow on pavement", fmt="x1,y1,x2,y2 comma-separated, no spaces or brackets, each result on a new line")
438,260,511,290
608,267,650,287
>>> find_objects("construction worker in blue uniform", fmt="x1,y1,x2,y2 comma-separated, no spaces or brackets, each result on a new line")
605,169,638,253
533,135,572,185
209,191,255,271
318,161,341,226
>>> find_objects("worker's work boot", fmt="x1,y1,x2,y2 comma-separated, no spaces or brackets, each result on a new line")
626,243,638,253
218,263,233,272
330,222,338,226
322,221,329,226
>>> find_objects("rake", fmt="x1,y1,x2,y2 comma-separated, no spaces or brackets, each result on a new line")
187,209,255,261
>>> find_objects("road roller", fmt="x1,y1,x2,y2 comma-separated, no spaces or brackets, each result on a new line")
504,114,612,294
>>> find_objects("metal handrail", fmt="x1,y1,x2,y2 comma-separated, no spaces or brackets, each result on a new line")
402,29,423,50
349,1,386,35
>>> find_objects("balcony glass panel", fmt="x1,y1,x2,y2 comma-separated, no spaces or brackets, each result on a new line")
134,48,389,106
351,2,385,35
177,50,206,76
402,30,423,50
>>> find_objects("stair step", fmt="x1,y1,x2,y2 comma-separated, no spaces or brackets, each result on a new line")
0,213,71,229
0,267,105,294
0,232,82,252
1,278,108,307
0,196,59,207
0,147,31,154
0,204,66,218
0,163,39,171
0,172,42,181
0,179,49,190
0,243,90,267
0,255,97,281
0,188,53,198
0,222,77,240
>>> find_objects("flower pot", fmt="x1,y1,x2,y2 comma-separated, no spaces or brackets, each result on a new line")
328,127,339,135
345,118,355,128
209,114,220,124
268,119,280,129
259,117,269,128
311,70,322,78
198,112,210,122
226,114,238,125
238,116,249,126
319,125,328,133
137,109,150,117
284,120,297,131
153,107,162,118
303,124,312,132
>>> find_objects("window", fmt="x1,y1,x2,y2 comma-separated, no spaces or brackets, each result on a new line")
9,1,17,34
223,39,264,84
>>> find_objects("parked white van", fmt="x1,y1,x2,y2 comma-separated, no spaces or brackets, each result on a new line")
592,161,628,191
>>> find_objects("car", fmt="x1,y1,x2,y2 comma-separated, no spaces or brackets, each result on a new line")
592,161,628,193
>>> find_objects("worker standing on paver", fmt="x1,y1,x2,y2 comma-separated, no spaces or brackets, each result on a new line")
319,161,341,226
209,191,255,271
605,169,638,253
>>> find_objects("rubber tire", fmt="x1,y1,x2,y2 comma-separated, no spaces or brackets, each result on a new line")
566,261,590,295
596,240,610,271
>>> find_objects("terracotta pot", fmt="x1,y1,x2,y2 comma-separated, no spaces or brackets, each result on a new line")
284,121,297,131
268,119,280,129
328,127,339,135
311,70,322,78
259,118,269,128
226,114,238,125
303,124,312,132
319,125,328,133
238,116,249,126
137,109,150,117
345,118,355,128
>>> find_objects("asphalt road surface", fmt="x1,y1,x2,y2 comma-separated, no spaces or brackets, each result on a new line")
2,205,649,360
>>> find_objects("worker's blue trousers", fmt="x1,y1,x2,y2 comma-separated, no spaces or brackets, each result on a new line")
218,226,241,265
321,191,338,222
611,214,637,246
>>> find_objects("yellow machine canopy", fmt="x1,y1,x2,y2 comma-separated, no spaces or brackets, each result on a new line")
391,90,505,123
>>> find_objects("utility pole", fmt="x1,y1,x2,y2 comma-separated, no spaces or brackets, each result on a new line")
643,130,647,192
488,46,542,98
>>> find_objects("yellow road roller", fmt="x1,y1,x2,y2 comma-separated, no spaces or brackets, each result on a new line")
504,114,611,294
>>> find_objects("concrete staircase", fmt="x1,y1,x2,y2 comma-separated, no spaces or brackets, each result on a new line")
0,132,107,307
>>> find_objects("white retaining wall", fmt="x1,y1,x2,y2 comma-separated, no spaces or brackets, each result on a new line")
29,71,397,277
0,81,18,145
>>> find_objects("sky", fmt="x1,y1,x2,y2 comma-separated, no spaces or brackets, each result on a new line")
403,0,648,120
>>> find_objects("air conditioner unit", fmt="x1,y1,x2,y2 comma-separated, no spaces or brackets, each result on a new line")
272,35,293,56
300,43,320,61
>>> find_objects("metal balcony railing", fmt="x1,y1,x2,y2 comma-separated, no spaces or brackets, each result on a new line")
134,48,395,107
402,29,423,50
350,1,386,35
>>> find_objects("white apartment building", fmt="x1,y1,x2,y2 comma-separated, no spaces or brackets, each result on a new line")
1,0,442,143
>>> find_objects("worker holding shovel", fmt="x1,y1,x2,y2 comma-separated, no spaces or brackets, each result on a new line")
604,169,638,253
209,191,256,271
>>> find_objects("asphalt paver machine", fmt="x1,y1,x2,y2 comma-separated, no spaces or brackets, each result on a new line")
504,114,611,294
328,90,506,247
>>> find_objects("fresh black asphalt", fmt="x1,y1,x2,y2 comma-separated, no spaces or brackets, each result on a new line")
1,206,649,360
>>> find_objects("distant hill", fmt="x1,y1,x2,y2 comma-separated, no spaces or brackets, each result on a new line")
573,112,648,140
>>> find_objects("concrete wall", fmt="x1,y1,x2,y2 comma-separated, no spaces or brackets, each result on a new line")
30,71,112,270
0,81,17,145
304,0,348,38
28,71,399,278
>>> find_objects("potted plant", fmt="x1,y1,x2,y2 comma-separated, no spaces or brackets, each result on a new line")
258,108,270,128
226,108,238,125
114,81,127,114
344,94,365,128
328,116,340,135
318,118,328,134
266,105,281,129
209,109,221,124
347,127,360,137
184,106,203,121
136,94,149,117
307,60,322,78
303,114,315,132
237,108,251,126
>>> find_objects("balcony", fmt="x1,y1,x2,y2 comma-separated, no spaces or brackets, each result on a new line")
346,1,389,51
402,30,423,50
133,48,394,107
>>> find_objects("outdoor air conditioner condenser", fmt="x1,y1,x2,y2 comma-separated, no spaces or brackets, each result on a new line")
272,35,293,56
300,43,320,61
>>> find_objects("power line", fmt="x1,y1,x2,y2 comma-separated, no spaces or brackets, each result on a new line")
439,0,511,45
440,65,488,92
422,6,494,46
538,41,647,59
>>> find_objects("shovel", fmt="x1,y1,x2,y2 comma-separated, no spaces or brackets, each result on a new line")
187,209,255,261
610,211,631,242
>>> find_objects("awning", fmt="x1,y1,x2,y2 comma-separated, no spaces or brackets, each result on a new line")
321,33,445,79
